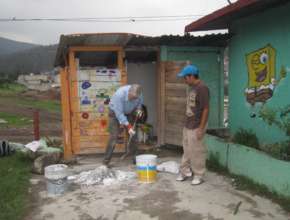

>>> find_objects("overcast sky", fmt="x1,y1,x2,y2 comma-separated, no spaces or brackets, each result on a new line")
0,0,234,45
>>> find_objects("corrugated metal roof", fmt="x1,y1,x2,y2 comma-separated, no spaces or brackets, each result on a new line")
185,0,290,32
62,33,134,46
54,33,230,67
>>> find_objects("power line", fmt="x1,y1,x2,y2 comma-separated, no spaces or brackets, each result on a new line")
0,15,204,22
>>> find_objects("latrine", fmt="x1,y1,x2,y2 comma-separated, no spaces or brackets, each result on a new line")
54,33,228,159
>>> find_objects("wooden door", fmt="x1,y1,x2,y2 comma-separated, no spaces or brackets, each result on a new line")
68,47,126,154
158,48,224,146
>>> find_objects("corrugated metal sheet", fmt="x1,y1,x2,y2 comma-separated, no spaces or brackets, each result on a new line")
54,33,230,67
54,33,134,67
185,0,290,32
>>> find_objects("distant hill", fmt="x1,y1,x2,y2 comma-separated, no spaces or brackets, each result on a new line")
0,45,58,77
0,37,58,79
0,37,39,55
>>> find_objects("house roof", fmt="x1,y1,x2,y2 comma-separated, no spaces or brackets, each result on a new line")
185,0,290,32
54,33,230,67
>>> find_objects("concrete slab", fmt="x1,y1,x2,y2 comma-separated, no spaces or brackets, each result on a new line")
25,155,289,220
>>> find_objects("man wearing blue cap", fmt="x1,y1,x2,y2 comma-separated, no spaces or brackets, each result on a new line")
176,64,210,185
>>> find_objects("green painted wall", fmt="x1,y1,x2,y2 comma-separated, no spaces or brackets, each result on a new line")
161,46,225,128
205,135,290,197
228,2,290,143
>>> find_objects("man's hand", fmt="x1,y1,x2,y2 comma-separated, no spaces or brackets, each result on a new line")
136,109,143,119
127,124,136,137
196,128,204,140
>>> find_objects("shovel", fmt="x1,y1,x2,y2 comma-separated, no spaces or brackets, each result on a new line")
120,116,138,160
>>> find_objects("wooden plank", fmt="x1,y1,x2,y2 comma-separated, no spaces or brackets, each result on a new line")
164,134,182,146
165,61,187,83
71,98,80,112
165,82,187,90
164,61,187,71
166,96,186,105
71,81,120,98
166,103,186,112
73,135,126,153
73,128,105,137
71,68,122,82
118,50,127,85
77,145,125,154
77,148,105,154
165,125,184,135
69,50,80,154
156,51,162,146
165,113,186,125
159,62,166,146
60,68,73,160
72,136,125,154
69,46,122,53
165,83,187,97
70,76,78,98
165,71,185,84
166,113,185,124
165,118,185,127
71,112,108,130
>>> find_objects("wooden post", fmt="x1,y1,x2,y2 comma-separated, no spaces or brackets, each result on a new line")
60,67,73,160
159,62,166,146
33,110,40,140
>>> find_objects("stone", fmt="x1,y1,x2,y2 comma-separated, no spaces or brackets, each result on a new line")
0,118,8,124
32,152,62,175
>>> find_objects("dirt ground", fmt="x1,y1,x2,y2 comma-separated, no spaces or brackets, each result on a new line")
24,153,289,220
0,92,62,144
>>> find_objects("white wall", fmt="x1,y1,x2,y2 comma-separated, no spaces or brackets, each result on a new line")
127,62,157,135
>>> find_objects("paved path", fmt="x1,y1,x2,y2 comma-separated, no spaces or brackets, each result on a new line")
25,156,289,220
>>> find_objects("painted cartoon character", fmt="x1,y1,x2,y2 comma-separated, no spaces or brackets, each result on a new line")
245,44,276,105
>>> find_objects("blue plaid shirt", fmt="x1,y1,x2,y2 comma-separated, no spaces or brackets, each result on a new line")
109,85,143,125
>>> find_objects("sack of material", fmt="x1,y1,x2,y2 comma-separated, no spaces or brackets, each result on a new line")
157,161,180,174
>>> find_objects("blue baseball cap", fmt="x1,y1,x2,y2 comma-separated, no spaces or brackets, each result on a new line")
177,64,199,78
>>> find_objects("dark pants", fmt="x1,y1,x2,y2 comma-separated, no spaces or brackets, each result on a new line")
103,111,137,164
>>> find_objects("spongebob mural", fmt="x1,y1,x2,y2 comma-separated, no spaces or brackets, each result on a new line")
245,44,276,105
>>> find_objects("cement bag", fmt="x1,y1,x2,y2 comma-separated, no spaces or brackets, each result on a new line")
157,161,180,174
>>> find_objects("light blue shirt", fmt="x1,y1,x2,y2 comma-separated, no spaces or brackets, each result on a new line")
109,85,143,125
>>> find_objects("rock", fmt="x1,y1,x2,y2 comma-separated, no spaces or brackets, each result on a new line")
0,118,8,124
32,152,62,175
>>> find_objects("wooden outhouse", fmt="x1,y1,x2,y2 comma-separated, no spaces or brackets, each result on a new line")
54,33,228,159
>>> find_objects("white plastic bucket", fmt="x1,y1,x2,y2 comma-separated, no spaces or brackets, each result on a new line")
136,154,157,183
44,164,68,196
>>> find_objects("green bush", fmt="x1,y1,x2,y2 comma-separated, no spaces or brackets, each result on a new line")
259,105,290,161
0,83,27,96
263,141,290,161
233,128,260,149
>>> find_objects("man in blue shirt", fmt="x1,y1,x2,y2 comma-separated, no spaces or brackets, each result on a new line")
103,84,143,165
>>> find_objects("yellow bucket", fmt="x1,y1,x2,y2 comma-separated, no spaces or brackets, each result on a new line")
136,154,157,183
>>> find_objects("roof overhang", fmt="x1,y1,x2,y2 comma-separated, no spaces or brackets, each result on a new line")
185,0,290,32
54,33,230,67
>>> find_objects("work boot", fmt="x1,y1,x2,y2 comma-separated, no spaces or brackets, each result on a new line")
132,157,136,165
102,159,110,166
176,171,192,181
